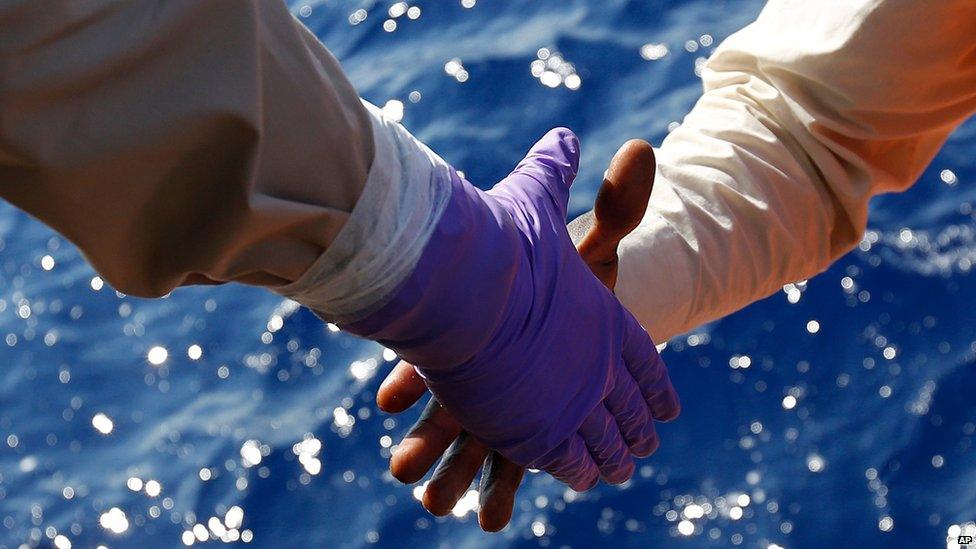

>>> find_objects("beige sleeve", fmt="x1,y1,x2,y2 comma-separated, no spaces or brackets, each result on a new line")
616,0,976,341
0,0,373,297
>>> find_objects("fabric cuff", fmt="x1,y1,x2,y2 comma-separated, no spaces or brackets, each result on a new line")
274,100,453,322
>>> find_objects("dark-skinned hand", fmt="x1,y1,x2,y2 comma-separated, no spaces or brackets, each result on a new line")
376,139,658,532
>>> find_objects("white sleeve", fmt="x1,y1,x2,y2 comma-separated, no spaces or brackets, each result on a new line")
616,0,976,341
275,100,453,321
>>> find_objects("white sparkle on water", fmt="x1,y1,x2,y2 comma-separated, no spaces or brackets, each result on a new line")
267,315,284,332
350,358,379,382
187,344,202,360
531,48,581,90
145,479,162,497
293,435,323,475
92,413,114,434
807,454,826,473
452,489,480,518
444,58,469,83
412,481,428,501
225,506,245,530
388,1,407,18
940,169,958,186
640,43,670,60
879,516,894,532
241,440,263,467
19,456,37,473
99,507,129,534
147,346,168,365
348,9,367,25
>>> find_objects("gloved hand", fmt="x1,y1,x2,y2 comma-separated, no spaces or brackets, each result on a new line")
376,138,666,530
342,128,679,490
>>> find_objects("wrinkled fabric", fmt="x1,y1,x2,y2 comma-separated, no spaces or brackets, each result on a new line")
617,0,976,341
276,100,453,321
6,0,975,345
0,0,373,295
341,129,680,490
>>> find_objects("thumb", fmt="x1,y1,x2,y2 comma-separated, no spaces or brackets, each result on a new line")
574,139,656,288
504,127,580,219
592,139,655,241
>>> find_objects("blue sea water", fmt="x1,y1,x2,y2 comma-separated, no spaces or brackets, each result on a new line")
1,0,975,547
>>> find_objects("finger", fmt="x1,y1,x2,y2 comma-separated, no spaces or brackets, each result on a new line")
577,406,635,485
390,397,463,484
495,127,580,218
422,432,489,516
604,361,660,458
532,435,600,492
574,139,656,289
593,139,656,242
478,452,525,532
622,316,681,422
377,360,429,413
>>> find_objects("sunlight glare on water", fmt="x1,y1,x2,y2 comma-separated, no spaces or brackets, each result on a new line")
0,1,973,548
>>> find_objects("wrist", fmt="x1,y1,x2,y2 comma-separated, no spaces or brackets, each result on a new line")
273,100,452,322
341,170,527,370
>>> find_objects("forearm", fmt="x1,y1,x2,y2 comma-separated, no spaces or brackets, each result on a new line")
616,91,845,341
616,0,976,341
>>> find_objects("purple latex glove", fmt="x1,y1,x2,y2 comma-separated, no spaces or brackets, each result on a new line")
342,129,679,490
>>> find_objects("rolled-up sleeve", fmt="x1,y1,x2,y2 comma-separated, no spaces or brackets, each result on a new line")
0,0,373,296
617,0,976,341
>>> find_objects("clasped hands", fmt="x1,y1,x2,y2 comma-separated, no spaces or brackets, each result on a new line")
368,133,680,531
